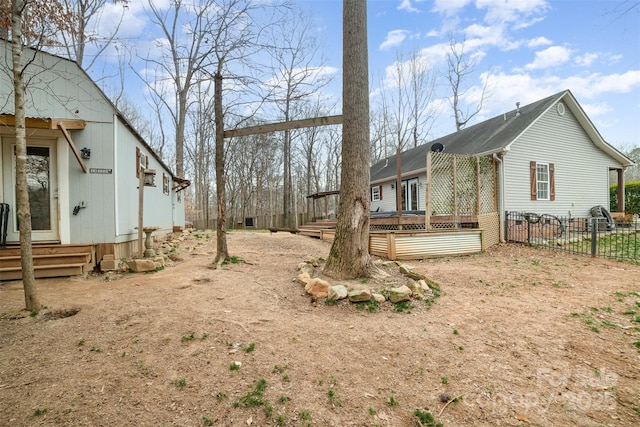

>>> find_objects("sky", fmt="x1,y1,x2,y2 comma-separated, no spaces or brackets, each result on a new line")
301,0,640,149
87,0,640,151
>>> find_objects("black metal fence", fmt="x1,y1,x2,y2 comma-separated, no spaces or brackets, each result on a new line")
505,211,640,263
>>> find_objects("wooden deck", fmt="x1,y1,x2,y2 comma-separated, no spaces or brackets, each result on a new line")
298,219,337,238
0,244,94,281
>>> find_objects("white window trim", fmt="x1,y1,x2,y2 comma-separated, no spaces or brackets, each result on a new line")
371,186,381,202
536,163,550,201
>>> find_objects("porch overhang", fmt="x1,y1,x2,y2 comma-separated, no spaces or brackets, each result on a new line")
0,114,88,174
0,114,86,130
172,176,191,192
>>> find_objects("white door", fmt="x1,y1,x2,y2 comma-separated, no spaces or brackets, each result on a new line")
2,139,59,242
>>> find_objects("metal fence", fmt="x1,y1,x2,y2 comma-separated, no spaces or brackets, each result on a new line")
505,211,640,263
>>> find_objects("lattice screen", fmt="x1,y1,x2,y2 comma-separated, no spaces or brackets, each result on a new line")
427,152,496,230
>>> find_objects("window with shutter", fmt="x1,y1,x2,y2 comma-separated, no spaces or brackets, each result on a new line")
531,162,552,201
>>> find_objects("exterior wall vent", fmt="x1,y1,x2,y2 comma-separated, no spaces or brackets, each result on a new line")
557,102,566,116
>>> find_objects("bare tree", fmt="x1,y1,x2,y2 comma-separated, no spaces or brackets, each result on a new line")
324,0,378,279
1,0,75,310
264,7,333,228
140,0,224,178
446,36,488,131
59,0,128,70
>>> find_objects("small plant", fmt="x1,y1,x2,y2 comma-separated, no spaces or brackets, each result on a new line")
32,408,48,416
215,392,227,401
29,310,39,317
282,374,290,382
278,395,290,403
632,341,640,350
264,403,274,418
171,378,186,389
234,378,267,407
360,278,369,284
89,346,101,352
300,410,312,420
393,301,414,313
244,342,256,353
221,255,243,265
441,376,448,385
453,328,459,335
230,361,241,371
200,332,209,340
387,392,399,406
458,345,464,351
276,414,286,425
327,388,341,406
181,333,195,343
413,408,443,427
590,326,600,333
272,365,286,374
201,416,214,426
77,338,85,347
368,407,377,415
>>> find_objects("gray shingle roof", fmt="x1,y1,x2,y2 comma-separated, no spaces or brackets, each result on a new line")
370,91,564,182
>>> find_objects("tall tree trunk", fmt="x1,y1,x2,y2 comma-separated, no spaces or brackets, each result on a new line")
213,68,229,264
11,0,40,311
323,0,376,279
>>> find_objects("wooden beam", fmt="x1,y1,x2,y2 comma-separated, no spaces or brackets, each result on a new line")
58,122,87,174
223,115,343,138
0,114,85,130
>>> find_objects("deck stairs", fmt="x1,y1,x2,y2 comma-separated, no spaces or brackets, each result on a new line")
298,218,337,238
0,244,93,281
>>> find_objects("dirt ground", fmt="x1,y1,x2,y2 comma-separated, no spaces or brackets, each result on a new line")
1,230,639,427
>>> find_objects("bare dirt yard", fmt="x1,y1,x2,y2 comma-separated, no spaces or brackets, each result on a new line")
1,230,639,427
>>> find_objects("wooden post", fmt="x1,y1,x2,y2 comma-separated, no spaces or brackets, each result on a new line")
396,148,402,230
452,156,458,221
476,157,482,215
138,169,144,258
425,152,432,230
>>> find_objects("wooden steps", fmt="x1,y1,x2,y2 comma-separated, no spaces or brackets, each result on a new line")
298,219,337,238
0,244,93,281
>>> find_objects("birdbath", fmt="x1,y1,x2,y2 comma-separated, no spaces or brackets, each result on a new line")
142,226,160,258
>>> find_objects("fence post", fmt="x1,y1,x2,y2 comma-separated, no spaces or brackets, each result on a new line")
504,211,509,242
591,217,598,257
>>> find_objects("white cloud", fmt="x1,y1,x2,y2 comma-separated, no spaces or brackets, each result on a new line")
575,53,600,67
528,37,552,48
525,46,572,70
476,0,549,25
580,102,613,117
380,30,411,50
432,0,471,16
398,0,421,13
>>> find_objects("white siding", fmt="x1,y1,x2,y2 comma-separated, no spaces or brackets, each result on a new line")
370,174,427,212
503,102,620,216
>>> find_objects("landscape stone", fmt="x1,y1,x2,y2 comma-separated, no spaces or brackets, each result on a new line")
388,285,412,303
406,280,424,299
399,264,427,281
348,288,371,302
305,278,330,298
328,285,348,301
303,255,320,267
372,293,386,303
126,258,157,272
297,272,311,285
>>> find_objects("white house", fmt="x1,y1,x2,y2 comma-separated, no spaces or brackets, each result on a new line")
370,90,633,232
0,40,189,279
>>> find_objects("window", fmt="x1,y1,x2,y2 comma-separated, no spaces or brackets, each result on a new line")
400,178,419,211
163,173,170,195
135,147,148,178
371,185,382,201
530,161,555,201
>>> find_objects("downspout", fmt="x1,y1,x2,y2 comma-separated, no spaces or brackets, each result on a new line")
493,152,506,242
